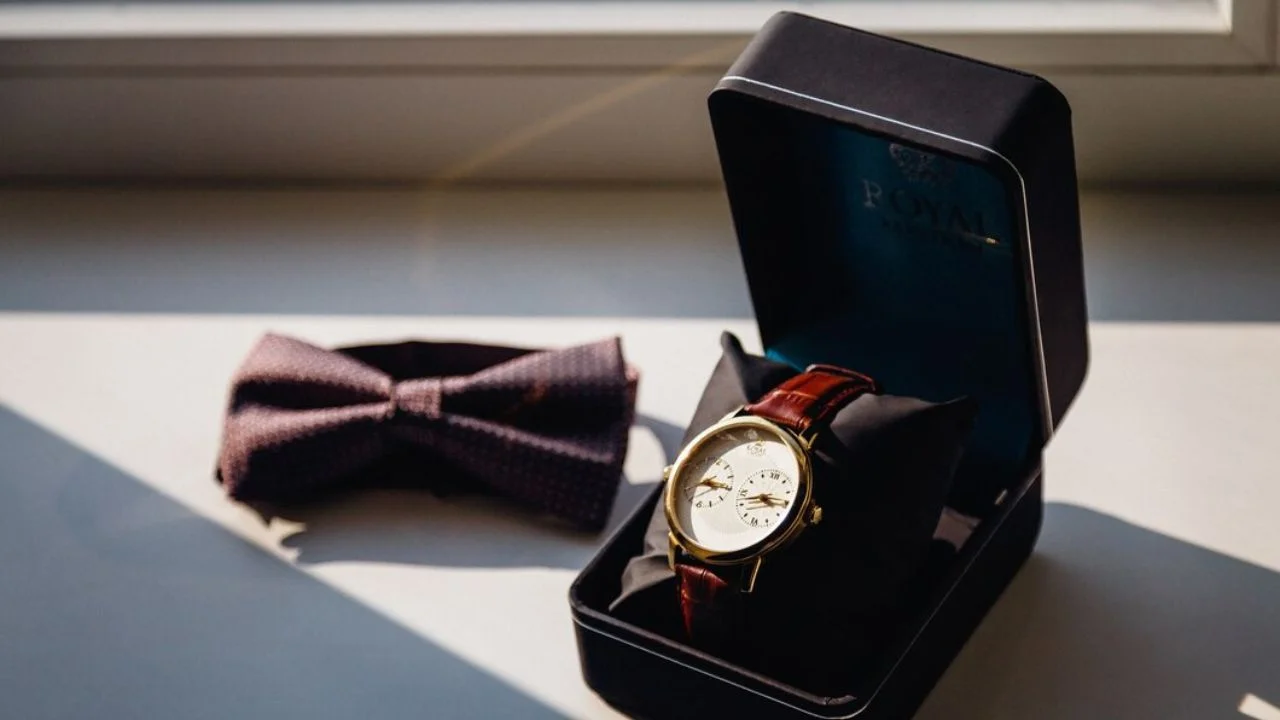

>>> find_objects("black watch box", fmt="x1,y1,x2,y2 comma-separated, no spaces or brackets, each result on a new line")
569,12,1089,719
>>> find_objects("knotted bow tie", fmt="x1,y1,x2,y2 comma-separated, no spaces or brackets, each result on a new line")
217,333,638,530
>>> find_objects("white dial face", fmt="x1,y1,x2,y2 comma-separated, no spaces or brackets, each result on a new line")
682,457,734,509
671,423,803,554
734,468,796,531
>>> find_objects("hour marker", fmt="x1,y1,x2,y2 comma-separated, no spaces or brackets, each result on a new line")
681,458,734,508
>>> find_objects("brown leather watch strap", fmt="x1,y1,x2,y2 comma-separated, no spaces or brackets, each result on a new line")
675,563,733,641
744,364,879,435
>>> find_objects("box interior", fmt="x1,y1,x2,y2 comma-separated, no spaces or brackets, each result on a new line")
709,90,1043,511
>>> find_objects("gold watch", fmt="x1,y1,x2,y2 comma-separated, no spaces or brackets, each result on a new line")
664,364,878,599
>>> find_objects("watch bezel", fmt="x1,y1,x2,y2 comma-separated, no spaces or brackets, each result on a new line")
664,414,814,566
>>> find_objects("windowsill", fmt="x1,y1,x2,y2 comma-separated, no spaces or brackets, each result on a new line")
0,184,1277,718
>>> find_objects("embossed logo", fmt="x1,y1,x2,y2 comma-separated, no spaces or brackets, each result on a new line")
857,143,1004,253
889,143,955,186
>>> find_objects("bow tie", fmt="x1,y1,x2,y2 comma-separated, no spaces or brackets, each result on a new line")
217,333,638,530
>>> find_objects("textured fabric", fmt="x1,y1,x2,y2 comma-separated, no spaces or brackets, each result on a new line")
217,333,638,530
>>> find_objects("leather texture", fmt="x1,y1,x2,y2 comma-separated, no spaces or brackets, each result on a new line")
674,564,733,640
744,364,879,435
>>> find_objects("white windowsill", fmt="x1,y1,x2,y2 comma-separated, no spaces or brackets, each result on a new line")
0,185,1277,718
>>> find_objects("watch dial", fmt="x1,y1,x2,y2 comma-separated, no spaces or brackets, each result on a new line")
671,422,803,553
734,468,796,531
683,457,734,509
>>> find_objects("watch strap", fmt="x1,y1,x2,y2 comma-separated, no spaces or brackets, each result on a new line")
743,364,879,435
675,563,732,640
675,561,754,653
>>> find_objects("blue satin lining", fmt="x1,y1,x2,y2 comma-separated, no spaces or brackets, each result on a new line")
759,120,1037,482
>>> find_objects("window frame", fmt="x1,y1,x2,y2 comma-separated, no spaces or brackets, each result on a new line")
1,0,1277,184
0,0,1272,69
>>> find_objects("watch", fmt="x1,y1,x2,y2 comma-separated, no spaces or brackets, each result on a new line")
663,364,879,638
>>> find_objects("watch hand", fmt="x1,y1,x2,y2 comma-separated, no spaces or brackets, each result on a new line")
698,478,732,490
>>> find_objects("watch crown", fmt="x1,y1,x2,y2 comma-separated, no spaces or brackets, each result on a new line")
662,465,672,481
807,504,824,526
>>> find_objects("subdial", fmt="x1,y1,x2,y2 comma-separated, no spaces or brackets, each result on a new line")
683,457,735,509
734,468,795,529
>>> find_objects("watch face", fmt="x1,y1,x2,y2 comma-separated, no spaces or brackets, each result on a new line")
669,419,806,555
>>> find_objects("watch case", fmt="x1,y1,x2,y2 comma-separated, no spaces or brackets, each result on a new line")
570,12,1089,719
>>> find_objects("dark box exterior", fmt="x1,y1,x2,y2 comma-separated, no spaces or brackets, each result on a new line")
570,12,1088,719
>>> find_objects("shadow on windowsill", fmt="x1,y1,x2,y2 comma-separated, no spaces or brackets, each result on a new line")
918,502,1280,720
0,405,567,719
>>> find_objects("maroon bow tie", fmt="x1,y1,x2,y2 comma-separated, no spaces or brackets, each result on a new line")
217,333,638,530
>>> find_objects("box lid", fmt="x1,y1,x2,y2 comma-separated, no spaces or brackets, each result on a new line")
708,13,1089,502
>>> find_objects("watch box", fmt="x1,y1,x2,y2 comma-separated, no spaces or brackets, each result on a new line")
569,12,1088,719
